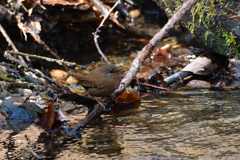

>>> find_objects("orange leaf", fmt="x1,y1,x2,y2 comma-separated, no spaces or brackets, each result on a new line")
116,92,141,104
112,92,141,117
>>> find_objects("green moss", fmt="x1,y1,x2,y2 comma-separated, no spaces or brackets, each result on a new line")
223,31,237,46
187,0,239,58
158,0,240,58
162,0,173,16
204,31,214,45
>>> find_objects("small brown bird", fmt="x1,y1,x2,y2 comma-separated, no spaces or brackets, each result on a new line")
75,64,122,97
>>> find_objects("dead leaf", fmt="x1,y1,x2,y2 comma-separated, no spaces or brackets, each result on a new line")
147,70,165,85
22,0,45,15
186,80,211,88
116,92,141,104
153,44,173,60
182,56,213,75
151,44,173,67
228,59,240,80
1,111,7,116
112,92,141,117
38,102,56,133
50,69,68,78
42,0,87,6
17,14,43,43
66,76,78,85
109,12,125,29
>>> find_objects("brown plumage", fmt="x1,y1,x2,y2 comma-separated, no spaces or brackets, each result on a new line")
75,64,122,97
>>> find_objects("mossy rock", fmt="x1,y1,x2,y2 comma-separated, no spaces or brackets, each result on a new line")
153,0,240,59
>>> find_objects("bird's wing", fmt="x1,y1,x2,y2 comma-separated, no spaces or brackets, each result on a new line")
78,78,104,89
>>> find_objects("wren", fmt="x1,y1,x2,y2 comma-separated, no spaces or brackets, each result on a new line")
75,64,122,97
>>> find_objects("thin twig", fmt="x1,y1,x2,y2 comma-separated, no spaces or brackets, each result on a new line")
42,43,69,70
93,0,121,64
0,24,18,52
140,83,170,91
7,50,91,70
0,81,48,91
4,51,68,90
0,23,27,65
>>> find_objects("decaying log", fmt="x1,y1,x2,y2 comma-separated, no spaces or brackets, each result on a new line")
153,0,240,59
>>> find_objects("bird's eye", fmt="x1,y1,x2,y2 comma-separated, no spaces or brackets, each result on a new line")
110,70,114,73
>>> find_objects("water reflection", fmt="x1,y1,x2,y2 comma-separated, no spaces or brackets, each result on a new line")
1,88,240,159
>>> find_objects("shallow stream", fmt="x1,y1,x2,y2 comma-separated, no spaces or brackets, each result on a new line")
1,88,240,159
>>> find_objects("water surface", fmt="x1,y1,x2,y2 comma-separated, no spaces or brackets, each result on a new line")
2,88,240,159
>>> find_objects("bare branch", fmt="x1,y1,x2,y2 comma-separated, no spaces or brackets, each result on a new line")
92,0,121,64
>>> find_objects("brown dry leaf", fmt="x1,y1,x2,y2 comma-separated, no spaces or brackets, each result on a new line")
42,0,90,10
38,102,56,133
109,12,125,29
151,44,173,67
1,111,7,116
28,15,42,33
116,92,141,104
112,93,141,117
22,0,45,15
153,44,172,59
228,59,240,80
50,69,68,78
147,70,165,85
17,14,43,43
42,0,87,5
186,80,211,88
66,76,78,85
182,56,213,75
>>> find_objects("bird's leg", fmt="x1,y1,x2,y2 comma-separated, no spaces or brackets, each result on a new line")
94,97,106,110
110,94,119,105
